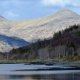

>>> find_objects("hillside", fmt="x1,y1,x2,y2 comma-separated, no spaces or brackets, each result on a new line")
10,9,80,41
3,25,80,61
0,9,80,52
0,35,29,52
1,9,80,41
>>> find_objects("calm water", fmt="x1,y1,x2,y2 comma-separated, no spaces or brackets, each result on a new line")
0,64,80,80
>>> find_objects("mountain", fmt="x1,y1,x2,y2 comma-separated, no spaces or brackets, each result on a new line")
9,9,80,41
0,9,80,52
0,35,28,52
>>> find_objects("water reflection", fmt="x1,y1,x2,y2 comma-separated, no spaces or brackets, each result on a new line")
0,73,80,80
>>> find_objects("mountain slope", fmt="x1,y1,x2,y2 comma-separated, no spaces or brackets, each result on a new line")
0,9,80,52
6,25,80,60
10,9,80,41
0,35,28,52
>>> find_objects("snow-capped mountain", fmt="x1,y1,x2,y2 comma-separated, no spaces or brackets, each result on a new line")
0,9,80,52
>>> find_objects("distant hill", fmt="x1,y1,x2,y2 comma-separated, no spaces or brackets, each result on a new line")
0,9,80,52
0,35,29,52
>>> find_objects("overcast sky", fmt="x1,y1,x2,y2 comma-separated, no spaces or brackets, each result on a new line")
0,0,80,20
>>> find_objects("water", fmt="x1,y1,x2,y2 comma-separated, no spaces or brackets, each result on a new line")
0,64,80,80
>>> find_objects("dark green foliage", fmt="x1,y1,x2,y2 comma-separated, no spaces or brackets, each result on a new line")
76,31,80,36
54,31,62,38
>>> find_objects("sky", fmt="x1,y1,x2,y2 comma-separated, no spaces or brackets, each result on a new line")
0,0,80,20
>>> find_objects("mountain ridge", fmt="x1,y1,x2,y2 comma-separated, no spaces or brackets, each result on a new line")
0,9,80,52
9,9,80,41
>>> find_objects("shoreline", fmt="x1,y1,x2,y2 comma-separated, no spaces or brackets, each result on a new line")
0,60,80,67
